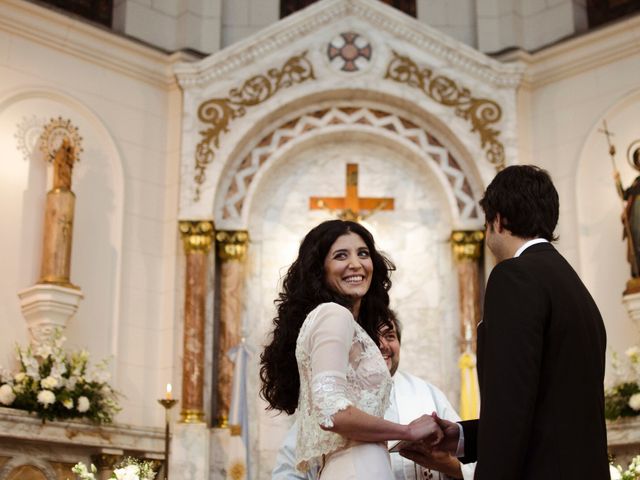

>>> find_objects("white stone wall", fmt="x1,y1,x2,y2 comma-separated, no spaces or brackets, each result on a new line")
221,0,279,48
113,0,222,53
0,0,184,428
417,0,478,48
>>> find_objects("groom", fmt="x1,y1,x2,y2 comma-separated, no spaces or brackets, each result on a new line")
404,165,609,479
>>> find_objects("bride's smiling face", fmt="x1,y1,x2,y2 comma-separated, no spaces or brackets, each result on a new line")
323,232,373,302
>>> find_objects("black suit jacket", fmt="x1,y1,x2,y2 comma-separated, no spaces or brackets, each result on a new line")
460,243,609,479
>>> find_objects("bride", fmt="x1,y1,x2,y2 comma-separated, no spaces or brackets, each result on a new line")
260,220,441,479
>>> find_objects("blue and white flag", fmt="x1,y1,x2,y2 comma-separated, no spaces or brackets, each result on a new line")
226,338,254,480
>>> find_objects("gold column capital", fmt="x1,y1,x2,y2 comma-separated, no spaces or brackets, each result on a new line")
216,230,249,261
451,230,485,262
179,220,215,254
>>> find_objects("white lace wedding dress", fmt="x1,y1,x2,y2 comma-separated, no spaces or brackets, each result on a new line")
294,302,394,479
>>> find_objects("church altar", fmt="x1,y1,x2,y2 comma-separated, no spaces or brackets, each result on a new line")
0,407,164,479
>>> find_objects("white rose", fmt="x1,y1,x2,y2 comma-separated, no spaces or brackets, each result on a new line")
37,389,56,407
629,393,640,411
62,398,74,409
77,396,90,412
13,372,26,383
114,464,140,480
40,375,59,390
0,384,16,406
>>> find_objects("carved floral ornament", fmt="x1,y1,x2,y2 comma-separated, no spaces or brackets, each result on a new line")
192,49,505,205
193,52,316,201
385,51,505,170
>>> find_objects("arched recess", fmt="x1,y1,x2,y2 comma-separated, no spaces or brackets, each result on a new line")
576,87,640,357
213,90,486,231
0,86,125,367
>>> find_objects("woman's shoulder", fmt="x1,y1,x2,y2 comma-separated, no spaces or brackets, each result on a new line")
299,302,354,339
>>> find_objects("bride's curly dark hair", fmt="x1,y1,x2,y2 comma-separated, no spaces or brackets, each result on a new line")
259,220,395,414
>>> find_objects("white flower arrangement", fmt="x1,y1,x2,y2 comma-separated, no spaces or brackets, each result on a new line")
606,345,640,420
0,330,120,423
611,455,640,480
71,457,157,480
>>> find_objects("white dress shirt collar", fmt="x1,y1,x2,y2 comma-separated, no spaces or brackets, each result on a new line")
514,238,549,258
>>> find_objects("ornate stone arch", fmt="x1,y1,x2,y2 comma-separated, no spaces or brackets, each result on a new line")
214,104,484,230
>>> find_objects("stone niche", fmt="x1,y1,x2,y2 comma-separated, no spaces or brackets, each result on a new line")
0,408,164,480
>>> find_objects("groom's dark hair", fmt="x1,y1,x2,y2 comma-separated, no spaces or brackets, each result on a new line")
480,165,559,241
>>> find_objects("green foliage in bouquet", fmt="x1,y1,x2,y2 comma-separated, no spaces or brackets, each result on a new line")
605,382,640,420
611,455,640,480
0,331,120,424
605,347,640,421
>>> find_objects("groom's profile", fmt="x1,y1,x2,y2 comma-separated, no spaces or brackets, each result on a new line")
403,165,610,479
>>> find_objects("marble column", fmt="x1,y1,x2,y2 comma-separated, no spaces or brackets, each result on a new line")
214,230,249,427
178,220,214,423
451,230,485,352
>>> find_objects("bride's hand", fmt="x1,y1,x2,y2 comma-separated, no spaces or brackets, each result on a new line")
406,414,443,444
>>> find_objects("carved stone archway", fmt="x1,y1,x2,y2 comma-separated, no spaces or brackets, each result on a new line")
216,105,484,230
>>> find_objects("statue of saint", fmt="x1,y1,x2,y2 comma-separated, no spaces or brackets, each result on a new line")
615,146,640,278
52,138,76,190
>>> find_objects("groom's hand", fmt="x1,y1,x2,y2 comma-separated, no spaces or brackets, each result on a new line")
430,413,461,455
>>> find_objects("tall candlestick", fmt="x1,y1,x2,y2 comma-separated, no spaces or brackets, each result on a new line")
158,395,179,480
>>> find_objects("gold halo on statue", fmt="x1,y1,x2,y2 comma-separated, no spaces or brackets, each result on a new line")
39,117,83,162
626,139,640,171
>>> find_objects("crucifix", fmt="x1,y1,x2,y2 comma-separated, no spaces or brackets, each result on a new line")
309,163,395,221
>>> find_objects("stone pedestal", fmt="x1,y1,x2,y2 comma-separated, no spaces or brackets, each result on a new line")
17,283,84,346
169,423,210,480
622,291,640,332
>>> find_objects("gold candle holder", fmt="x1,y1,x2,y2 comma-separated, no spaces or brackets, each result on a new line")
158,386,179,480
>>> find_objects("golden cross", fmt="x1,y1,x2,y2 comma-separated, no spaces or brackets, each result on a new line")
309,164,394,222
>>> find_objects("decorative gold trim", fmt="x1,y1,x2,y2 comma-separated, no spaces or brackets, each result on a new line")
194,51,316,201
216,230,249,261
385,51,505,170
229,424,242,436
451,230,485,262
216,415,229,428
180,408,205,424
179,221,215,254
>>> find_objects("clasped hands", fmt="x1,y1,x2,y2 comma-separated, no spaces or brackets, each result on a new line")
399,413,463,478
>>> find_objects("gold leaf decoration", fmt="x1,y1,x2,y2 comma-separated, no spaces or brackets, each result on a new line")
194,51,316,201
385,51,505,169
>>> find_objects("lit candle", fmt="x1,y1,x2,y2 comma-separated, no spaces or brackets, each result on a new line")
166,383,172,400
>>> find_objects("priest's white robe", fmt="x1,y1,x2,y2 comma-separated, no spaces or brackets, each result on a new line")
271,370,476,480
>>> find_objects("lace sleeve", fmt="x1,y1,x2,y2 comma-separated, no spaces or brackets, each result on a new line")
306,303,355,428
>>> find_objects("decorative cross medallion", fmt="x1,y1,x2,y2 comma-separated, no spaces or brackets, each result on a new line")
309,164,394,222
327,32,372,72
